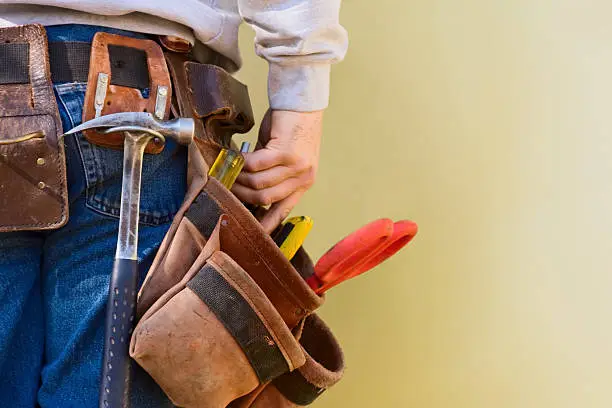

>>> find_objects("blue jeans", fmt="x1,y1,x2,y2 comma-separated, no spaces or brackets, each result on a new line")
0,25,187,407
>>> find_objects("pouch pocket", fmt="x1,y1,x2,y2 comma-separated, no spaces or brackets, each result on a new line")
230,313,345,408
0,114,67,231
137,175,324,329
0,24,68,232
130,250,305,408
202,177,324,328
256,313,346,407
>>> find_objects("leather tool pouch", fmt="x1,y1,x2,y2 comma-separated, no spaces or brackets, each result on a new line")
230,313,346,408
82,32,172,154
0,24,68,232
130,55,333,406
131,174,326,406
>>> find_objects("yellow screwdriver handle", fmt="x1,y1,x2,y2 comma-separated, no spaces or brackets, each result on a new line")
208,142,250,190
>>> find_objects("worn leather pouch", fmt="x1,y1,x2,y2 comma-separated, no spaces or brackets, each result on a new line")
137,174,324,329
202,178,324,328
231,313,346,408
133,56,326,404
0,24,68,232
131,223,305,408
138,56,322,328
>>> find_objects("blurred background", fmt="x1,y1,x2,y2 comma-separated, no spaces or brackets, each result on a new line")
234,1,612,407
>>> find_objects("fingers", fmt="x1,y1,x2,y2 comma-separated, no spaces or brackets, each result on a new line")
236,165,297,190
260,191,305,234
243,149,292,172
231,173,310,207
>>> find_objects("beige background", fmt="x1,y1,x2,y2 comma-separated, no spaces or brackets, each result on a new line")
235,1,612,407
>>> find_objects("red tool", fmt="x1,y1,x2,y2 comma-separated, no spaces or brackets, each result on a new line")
307,218,418,294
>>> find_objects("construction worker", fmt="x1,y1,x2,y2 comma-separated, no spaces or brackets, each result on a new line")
0,2,348,407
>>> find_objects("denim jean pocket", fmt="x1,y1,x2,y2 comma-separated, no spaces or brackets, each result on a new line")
54,82,188,226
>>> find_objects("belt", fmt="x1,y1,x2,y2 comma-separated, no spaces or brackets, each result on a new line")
0,41,153,90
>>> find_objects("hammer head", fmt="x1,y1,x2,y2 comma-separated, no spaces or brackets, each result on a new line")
64,112,195,146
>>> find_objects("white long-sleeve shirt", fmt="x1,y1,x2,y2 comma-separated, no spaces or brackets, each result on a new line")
0,1,349,111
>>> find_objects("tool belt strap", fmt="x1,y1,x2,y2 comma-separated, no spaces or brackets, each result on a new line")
0,41,150,88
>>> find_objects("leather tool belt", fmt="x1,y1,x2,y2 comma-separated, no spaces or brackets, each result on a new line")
131,39,345,408
129,48,344,407
0,23,346,407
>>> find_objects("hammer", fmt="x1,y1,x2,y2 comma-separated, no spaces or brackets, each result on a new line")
65,112,195,408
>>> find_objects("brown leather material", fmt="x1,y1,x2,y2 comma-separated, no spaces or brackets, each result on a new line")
185,62,254,148
136,216,207,316
164,51,219,177
136,51,260,318
158,35,193,54
136,174,208,318
0,24,68,232
233,314,345,408
131,228,305,408
82,32,172,154
136,176,324,329
203,177,324,329
166,55,255,170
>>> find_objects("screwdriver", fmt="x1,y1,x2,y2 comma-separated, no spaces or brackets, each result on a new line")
208,141,250,189
273,216,314,260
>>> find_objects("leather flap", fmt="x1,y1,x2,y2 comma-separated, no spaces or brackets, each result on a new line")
185,62,255,148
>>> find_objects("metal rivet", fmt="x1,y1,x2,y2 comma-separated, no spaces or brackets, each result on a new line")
37,181,46,189
36,158,45,166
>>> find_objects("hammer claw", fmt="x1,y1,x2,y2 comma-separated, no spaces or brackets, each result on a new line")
64,112,195,146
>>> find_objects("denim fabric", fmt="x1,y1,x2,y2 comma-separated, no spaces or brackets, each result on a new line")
0,25,186,407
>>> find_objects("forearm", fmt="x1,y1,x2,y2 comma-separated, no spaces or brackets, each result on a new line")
238,0,348,111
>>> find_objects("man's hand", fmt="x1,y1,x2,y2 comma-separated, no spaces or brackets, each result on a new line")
231,110,323,234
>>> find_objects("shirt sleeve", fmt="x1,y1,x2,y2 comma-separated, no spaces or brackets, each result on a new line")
237,0,349,112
